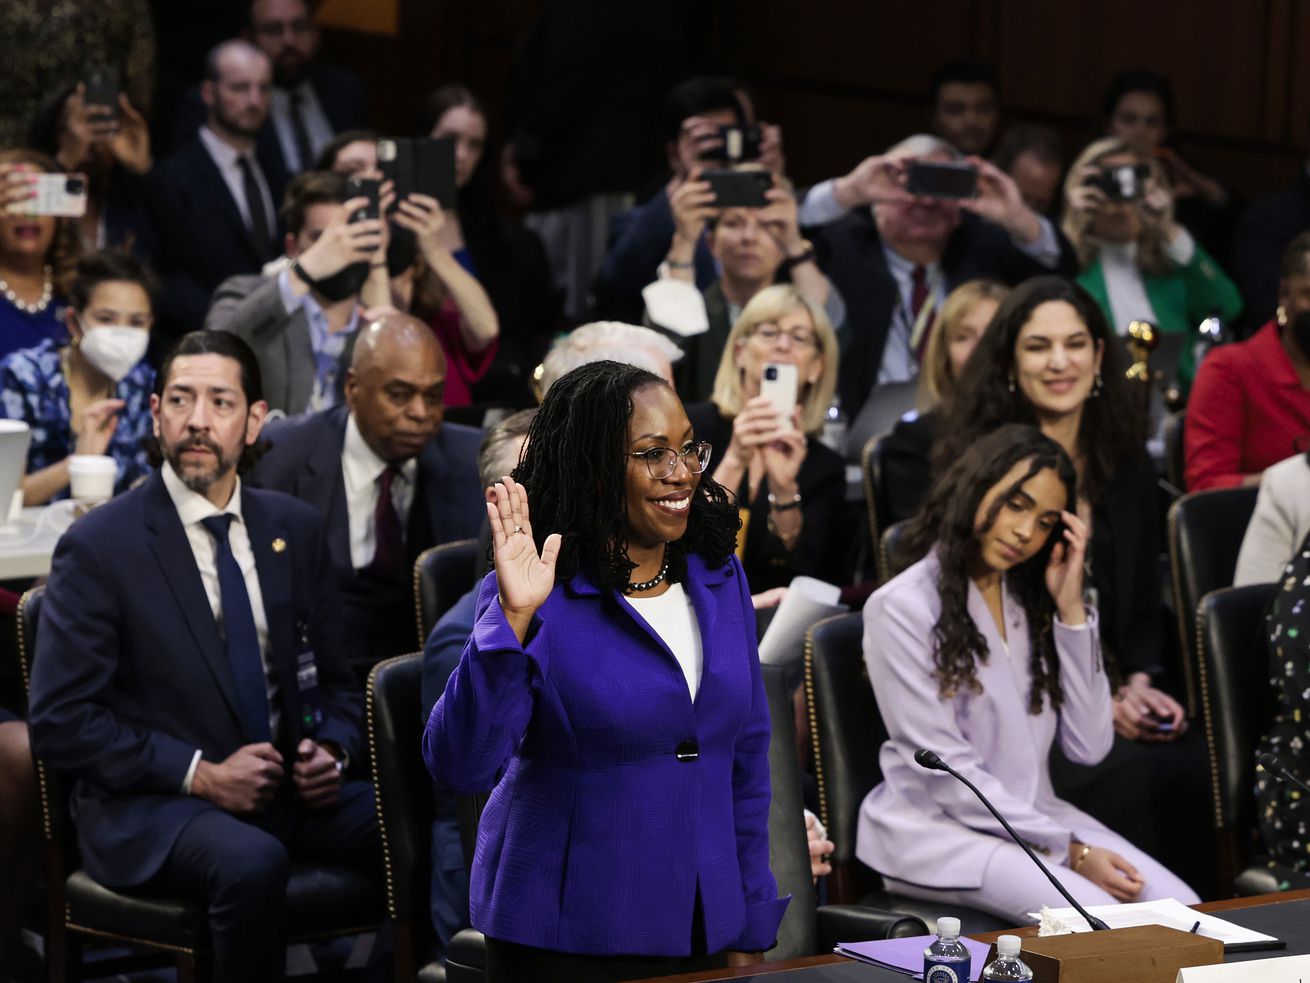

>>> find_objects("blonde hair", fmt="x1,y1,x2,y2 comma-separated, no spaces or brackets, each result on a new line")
1061,136,1174,277
916,279,1009,411
709,284,838,435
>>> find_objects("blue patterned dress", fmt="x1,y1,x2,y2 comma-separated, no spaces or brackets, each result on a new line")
1255,528,1310,883
0,339,154,500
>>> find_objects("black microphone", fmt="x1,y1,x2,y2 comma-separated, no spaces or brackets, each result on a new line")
914,748,1111,932
1258,752,1310,796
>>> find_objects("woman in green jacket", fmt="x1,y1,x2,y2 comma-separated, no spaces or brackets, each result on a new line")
1062,137,1242,390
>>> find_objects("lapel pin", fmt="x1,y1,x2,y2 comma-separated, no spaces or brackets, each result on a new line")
272,538,287,553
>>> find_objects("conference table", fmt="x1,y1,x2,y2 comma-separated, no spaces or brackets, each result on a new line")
0,505,71,579
637,888,1310,981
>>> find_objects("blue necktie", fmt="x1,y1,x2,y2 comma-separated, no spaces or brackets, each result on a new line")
200,514,273,743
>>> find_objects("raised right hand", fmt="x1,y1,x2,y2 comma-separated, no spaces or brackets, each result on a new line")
669,169,716,245
191,743,284,814
0,164,36,213
489,475,560,637
1066,164,1107,216
74,397,125,456
833,154,910,210
294,198,384,282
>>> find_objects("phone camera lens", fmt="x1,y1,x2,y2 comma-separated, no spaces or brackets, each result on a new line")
65,177,85,195
764,367,778,380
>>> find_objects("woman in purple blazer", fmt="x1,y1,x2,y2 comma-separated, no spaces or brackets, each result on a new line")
858,425,1197,922
423,360,787,982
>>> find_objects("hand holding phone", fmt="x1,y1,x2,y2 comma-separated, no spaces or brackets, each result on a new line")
7,173,88,217
758,363,799,428
905,159,979,200
345,176,381,223
702,168,772,208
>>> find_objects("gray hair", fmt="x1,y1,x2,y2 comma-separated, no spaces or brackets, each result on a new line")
477,408,536,488
538,321,682,397
885,133,960,160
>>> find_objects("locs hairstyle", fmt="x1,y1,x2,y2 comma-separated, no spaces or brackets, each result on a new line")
903,423,1077,714
931,276,1143,505
511,360,740,591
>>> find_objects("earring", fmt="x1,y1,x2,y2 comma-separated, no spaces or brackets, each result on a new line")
1007,374,1016,394
1092,371,1104,397
1277,305,1289,327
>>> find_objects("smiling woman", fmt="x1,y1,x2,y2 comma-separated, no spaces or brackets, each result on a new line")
423,360,789,981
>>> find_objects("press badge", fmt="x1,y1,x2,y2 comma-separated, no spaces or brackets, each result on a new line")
296,622,324,733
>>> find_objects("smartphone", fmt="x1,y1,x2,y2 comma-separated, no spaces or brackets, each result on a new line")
345,176,380,223
759,362,798,427
1085,164,1148,201
700,124,763,164
84,65,121,119
377,137,456,210
905,160,978,199
702,168,772,208
9,173,88,217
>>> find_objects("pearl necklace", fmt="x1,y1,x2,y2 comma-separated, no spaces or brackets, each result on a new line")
625,552,671,594
0,265,53,315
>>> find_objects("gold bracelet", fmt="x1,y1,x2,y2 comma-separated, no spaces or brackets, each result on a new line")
1072,843,1092,871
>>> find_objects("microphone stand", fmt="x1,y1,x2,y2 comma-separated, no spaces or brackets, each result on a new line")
915,749,1111,931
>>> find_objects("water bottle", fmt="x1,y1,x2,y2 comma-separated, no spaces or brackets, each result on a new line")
924,916,971,983
982,934,1033,981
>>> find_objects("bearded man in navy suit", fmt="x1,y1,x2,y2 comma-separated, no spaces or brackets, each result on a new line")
28,331,380,980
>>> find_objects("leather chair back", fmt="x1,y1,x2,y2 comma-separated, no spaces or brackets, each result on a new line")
1163,409,1185,494
1168,486,1258,716
803,612,885,903
15,587,75,870
861,434,894,568
1195,584,1277,887
878,520,913,585
414,538,479,647
367,653,434,979
763,663,818,961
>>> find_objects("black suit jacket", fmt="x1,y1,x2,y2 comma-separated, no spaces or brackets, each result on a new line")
250,406,485,667
811,209,1078,416
172,64,367,192
147,138,280,340
27,472,359,888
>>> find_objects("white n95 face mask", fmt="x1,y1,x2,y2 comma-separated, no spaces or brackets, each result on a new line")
79,325,149,382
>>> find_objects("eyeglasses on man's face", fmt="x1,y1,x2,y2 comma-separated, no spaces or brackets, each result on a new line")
629,441,712,480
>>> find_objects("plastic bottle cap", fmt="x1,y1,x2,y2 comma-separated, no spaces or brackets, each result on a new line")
997,934,1021,955
937,916,961,937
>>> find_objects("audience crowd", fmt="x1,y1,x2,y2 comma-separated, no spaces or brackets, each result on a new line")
2,4,1310,979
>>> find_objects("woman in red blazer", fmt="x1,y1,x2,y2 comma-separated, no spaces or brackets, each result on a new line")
1185,232,1310,490
424,360,787,982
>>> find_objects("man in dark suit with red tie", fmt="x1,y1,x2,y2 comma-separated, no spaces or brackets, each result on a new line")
27,331,380,980
251,314,486,681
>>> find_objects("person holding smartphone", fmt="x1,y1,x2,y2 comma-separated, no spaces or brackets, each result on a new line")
683,285,846,592
27,78,155,260
0,149,81,360
859,423,1198,921
1062,137,1242,393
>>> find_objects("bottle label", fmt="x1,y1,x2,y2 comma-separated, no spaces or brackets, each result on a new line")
925,963,966,983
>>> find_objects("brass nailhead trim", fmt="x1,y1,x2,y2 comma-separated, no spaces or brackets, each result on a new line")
367,653,418,922
1194,595,1225,834
1167,499,1199,718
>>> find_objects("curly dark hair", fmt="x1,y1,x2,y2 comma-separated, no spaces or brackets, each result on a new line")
513,360,740,591
904,423,1077,713
0,147,82,296
931,276,1143,504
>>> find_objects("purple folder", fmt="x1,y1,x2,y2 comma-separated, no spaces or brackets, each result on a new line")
834,934,993,981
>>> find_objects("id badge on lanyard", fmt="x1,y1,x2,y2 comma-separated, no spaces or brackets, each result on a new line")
296,620,324,734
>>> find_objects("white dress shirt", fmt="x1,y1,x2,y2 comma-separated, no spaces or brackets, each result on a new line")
877,245,944,385
1100,228,1196,334
268,82,335,174
625,584,704,698
341,413,417,570
197,125,277,235
162,463,279,792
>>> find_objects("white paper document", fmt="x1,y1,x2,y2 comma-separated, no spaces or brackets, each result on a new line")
1027,898,1278,949
1177,953,1310,982
757,576,847,667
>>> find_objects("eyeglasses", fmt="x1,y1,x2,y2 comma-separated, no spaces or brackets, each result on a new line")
752,324,817,348
629,441,712,480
